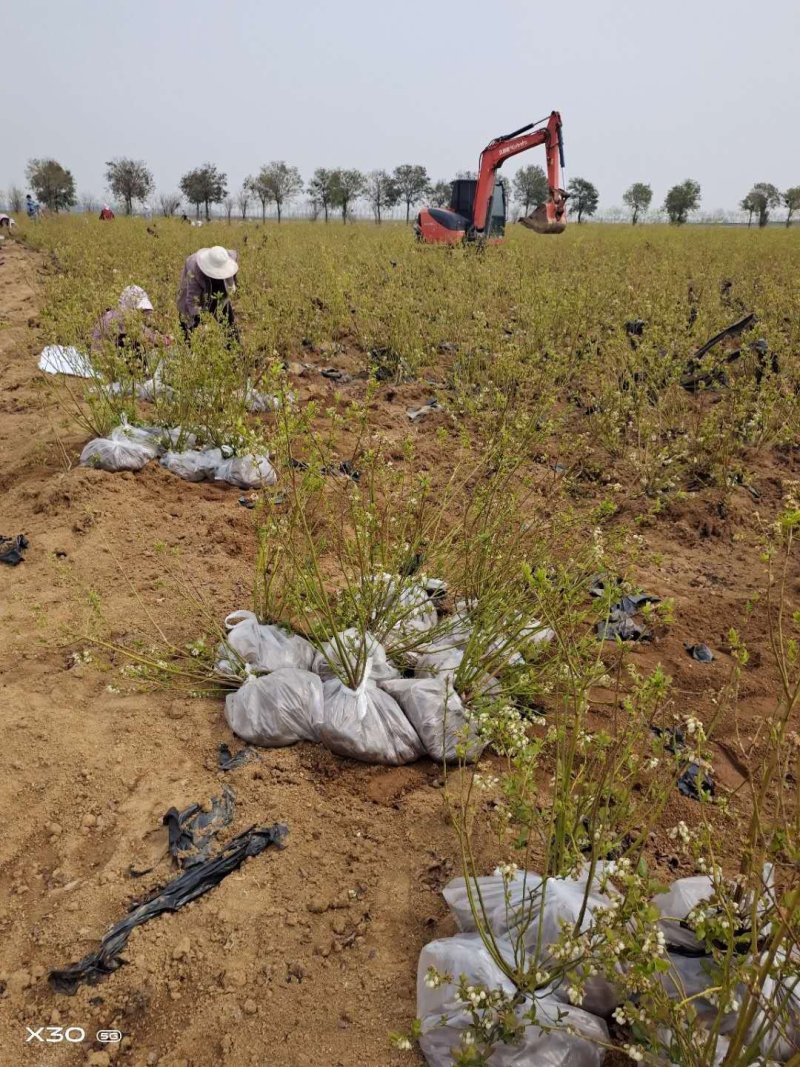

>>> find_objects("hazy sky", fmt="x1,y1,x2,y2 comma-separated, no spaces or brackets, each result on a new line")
5,0,799,213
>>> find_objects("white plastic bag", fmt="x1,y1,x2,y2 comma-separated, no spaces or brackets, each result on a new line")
79,436,153,472
654,866,774,954
109,422,165,459
441,869,619,1017
245,387,281,413
443,870,545,935
318,676,424,764
417,933,608,1067
136,373,175,403
370,573,439,649
313,629,400,685
160,448,223,482
162,427,197,450
219,610,316,675
214,453,277,489
415,639,465,679
39,345,97,378
653,875,714,953
224,668,324,747
380,675,482,763
438,606,473,650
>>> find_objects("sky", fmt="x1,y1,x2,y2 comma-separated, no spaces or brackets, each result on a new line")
4,0,799,215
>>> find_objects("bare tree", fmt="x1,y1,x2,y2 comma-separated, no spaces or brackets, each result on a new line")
784,186,800,228
237,180,252,220
366,170,398,223
308,169,336,222
158,193,181,217
429,181,451,207
740,192,756,228
247,174,269,221
80,192,100,214
223,195,234,222
7,186,24,212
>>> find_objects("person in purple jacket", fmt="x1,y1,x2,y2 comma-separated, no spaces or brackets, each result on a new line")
176,245,240,343
91,285,173,370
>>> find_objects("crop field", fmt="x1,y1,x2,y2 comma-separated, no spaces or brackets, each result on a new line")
1,217,799,1066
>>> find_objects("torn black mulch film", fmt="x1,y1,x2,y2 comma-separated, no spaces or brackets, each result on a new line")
163,786,236,869
217,743,257,771
0,534,28,565
49,821,287,995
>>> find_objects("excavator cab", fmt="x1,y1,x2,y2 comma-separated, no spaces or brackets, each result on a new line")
415,178,507,243
486,180,507,239
449,179,506,238
450,179,476,219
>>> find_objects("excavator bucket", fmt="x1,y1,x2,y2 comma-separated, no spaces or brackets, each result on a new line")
519,189,568,234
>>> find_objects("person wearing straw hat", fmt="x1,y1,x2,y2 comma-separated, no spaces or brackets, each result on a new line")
177,245,240,343
91,285,173,370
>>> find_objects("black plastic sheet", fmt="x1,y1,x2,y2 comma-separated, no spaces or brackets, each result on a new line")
163,786,235,869
0,534,28,566
49,821,287,995
217,743,257,771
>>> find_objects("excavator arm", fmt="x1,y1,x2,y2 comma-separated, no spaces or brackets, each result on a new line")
472,111,567,236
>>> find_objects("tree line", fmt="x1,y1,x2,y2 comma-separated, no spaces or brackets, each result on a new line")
8,158,800,227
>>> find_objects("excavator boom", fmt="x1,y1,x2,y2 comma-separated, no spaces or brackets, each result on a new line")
414,110,567,244
473,111,566,235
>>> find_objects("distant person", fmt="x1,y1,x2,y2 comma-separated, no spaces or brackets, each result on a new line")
177,246,239,342
99,204,115,220
25,194,40,220
91,285,173,371
181,213,190,223
0,214,16,229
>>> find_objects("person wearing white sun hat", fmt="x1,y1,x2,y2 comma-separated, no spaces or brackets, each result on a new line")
177,244,240,342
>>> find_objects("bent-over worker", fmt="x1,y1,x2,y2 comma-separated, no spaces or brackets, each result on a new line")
91,285,172,371
0,214,16,229
176,245,239,342
99,204,115,220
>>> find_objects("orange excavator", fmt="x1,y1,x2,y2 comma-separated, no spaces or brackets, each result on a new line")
414,110,567,244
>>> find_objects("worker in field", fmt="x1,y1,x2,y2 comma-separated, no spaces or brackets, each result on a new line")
99,204,115,220
177,245,240,343
25,194,40,219
0,214,16,229
91,285,173,371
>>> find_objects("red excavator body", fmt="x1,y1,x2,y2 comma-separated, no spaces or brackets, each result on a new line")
415,110,567,244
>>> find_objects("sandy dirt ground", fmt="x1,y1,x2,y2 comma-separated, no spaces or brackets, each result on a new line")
0,238,797,1066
